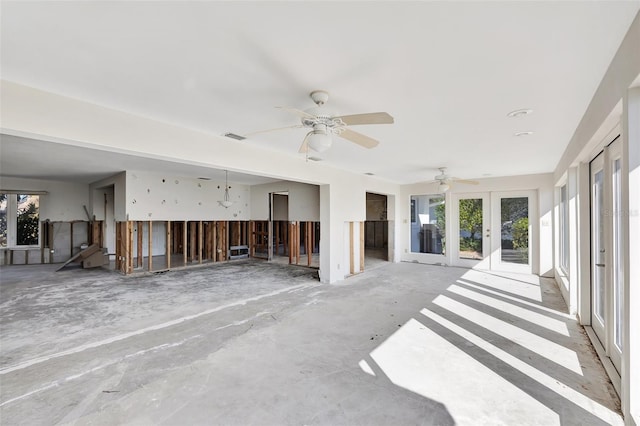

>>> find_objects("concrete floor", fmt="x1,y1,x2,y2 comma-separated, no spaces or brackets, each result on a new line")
0,260,621,425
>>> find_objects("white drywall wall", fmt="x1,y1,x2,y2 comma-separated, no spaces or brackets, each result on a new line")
250,180,319,221
90,172,126,221
0,176,89,221
126,171,250,221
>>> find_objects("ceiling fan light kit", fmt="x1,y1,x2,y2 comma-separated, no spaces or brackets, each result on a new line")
250,90,394,154
429,167,479,192
307,126,333,152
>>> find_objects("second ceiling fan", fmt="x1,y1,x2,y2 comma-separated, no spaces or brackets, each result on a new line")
246,90,394,153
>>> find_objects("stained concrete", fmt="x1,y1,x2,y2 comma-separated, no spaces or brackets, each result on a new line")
0,260,621,425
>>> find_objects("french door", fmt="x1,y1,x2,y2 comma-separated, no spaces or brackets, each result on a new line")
590,137,623,372
452,191,534,273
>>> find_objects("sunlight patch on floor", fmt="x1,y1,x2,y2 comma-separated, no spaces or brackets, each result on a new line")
420,308,623,426
448,284,570,336
370,318,560,426
432,295,582,375
461,270,543,301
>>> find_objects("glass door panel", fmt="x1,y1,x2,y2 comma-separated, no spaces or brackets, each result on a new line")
590,152,606,345
500,197,529,264
458,198,484,260
453,193,490,269
490,191,535,274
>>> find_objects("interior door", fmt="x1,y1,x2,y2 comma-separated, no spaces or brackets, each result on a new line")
589,136,623,373
490,191,535,274
452,193,490,269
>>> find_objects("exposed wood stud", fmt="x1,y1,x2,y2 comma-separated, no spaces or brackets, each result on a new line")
198,221,203,264
349,222,355,275
166,221,171,270
212,221,217,262
128,222,134,274
307,221,312,266
360,221,365,272
183,221,187,267
137,221,143,268
147,221,153,272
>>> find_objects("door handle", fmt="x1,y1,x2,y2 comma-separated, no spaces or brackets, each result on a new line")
596,263,605,267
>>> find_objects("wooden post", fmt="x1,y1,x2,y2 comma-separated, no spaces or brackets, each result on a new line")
212,221,217,262
137,221,143,268
147,221,153,272
188,222,195,263
127,222,133,274
360,221,365,272
198,221,203,264
183,221,188,266
216,221,225,262
249,221,255,257
115,222,121,272
307,222,312,266
166,221,171,270
349,222,355,275
69,222,74,258
288,222,294,264
284,222,289,256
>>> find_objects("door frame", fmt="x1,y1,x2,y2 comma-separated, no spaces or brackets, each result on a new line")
490,190,537,274
451,192,491,269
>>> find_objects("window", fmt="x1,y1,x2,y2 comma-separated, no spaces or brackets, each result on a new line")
559,185,569,274
410,194,445,254
0,194,40,247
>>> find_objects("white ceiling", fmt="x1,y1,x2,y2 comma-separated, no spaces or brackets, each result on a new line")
1,1,639,185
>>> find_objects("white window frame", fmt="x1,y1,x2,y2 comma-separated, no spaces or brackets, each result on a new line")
1,193,41,248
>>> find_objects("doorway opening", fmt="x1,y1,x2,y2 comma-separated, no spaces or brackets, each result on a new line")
365,192,389,269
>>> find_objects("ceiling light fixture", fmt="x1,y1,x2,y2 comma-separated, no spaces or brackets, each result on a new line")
307,125,332,152
439,182,450,193
219,170,233,208
514,131,534,137
507,109,533,118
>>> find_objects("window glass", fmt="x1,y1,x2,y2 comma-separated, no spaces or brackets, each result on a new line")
1,194,40,247
0,195,7,247
410,195,445,254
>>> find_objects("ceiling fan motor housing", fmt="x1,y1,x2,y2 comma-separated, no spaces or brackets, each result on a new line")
310,90,329,105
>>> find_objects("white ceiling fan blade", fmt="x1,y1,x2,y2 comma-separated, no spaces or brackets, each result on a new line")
452,178,480,185
276,106,316,119
298,132,312,153
336,112,394,126
244,124,304,137
337,128,380,149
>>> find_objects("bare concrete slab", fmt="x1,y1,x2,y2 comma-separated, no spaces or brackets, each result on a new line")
0,261,621,425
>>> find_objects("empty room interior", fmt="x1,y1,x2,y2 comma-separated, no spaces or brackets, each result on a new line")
1,2,639,425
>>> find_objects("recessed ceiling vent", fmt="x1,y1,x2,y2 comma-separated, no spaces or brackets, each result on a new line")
224,132,246,141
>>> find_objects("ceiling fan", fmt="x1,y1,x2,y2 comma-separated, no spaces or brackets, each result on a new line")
245,90,394,154
429,167,479,192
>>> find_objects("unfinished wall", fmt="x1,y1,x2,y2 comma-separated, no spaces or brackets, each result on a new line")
126,171,250,221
